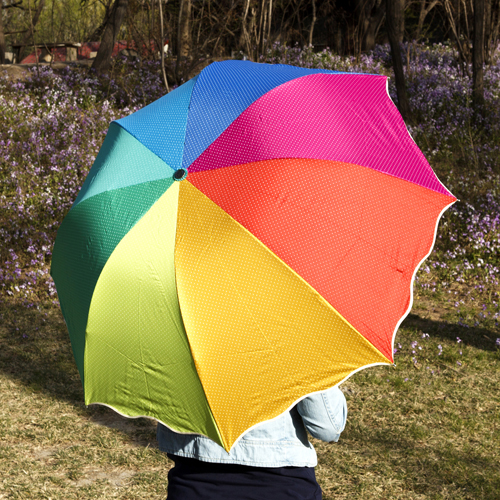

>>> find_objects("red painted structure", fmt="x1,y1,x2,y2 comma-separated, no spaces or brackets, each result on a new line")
20,40,157,64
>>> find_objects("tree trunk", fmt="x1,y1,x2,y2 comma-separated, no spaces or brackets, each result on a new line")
473,0,485,107
158,0,169,92
267,0,273,46
92,0,129,73
398,0,405,42
386,0,413,122
331,15,343,55
355,0,385,53
177,0,192,59
364,1,385,51
88,3,113,43
490,0,500,50
309,0,317,46
354,0,367,55
239,0,252,54
0,1,5,65
257,0,266,53
415,0,439,40
260,5,268,54
248,2,258,59
484,0,491,63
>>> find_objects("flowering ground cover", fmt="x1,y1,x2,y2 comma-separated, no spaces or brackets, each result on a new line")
0,59,166,308
1,44,499,340
1,45,499,498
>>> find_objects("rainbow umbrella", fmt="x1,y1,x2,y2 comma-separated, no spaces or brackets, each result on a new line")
51,61,456,451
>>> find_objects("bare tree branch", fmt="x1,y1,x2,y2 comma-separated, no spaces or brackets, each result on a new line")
308,0,316,46
473,0,485,107
416,0,440,40
386,0,413,122
0,1,5,65
158,0,169,92
443,0,471,73
4,1,25,10
21,0,46,48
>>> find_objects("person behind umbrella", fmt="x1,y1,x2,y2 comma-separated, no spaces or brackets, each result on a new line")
157,386,347,500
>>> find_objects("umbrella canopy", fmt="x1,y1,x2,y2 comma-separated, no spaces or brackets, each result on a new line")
51,60,456,451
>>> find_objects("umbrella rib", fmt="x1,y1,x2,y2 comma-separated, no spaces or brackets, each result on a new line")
220,262,278,354
137,282,153,412
146,262,193,357
92,338,147,368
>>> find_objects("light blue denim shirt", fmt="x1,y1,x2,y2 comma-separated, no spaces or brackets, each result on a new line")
157,386,347,468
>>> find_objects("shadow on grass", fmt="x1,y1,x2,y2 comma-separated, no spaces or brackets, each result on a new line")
0,299,157,447
402,312,498,351
0,300,82,403
321,425,500,499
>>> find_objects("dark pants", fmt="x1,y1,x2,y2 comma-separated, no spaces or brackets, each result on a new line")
167,454,322,500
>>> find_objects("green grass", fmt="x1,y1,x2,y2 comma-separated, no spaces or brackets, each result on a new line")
1,293,499,499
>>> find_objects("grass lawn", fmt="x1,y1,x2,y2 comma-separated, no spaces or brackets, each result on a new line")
1,293,499,499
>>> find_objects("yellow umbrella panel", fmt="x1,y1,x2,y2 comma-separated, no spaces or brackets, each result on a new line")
83,170,390,452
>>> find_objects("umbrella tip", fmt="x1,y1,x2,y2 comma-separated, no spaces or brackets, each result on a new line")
173,168,188,181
